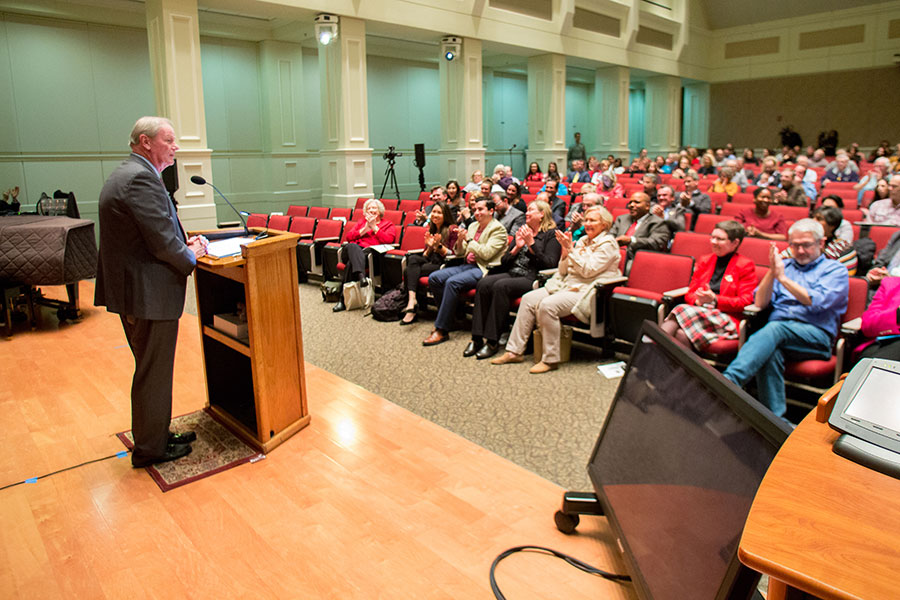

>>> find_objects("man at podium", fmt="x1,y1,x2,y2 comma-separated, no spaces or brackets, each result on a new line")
95,116,208,468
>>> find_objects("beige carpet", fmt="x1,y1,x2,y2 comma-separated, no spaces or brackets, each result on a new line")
294,283,625,492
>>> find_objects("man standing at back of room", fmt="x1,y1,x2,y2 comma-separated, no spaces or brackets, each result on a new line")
567,132,586,169
95,116,208,468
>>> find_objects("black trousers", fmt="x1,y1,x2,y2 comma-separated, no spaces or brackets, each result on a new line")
859,338,900,362
340,243,374,283
471,273,534,343
404,253,443,294
120,315,179,463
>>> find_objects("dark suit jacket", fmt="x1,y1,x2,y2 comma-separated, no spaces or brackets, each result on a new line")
94,154,196,320
609,213,671,256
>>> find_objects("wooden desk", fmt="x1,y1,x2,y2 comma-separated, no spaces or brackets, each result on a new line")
738,410,900,600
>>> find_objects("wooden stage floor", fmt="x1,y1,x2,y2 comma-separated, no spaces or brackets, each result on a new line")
0,282,636,598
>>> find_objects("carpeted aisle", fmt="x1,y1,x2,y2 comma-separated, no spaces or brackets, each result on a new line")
295,284,624,492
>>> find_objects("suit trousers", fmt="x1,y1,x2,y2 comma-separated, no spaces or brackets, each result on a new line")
120,315,179,463
506,287,580,364
471,273,534,343
428,263,482,331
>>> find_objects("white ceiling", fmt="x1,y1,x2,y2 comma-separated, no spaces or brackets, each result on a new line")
695,0,889,30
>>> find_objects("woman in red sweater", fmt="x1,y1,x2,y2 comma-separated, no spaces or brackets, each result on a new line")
661,220,758,350
333,199,397,312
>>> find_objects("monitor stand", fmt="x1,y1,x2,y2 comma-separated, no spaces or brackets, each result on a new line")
833,434,900,480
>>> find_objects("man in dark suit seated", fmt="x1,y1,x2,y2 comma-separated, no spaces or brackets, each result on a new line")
94,116,208,468
609,192,671,269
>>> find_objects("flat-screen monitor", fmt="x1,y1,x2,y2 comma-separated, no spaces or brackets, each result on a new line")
828,358,900,479
587,322,792,600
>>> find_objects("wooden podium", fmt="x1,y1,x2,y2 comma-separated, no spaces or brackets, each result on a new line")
191,228,309,453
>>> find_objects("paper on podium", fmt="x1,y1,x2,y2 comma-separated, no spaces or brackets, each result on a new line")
206,236,256,258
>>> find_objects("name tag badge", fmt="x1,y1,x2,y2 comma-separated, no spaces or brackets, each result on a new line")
724,274,733,282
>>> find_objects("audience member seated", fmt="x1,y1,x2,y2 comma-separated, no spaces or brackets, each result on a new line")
540,173,569,197
445,179,465,212
493,192,525,234
593,172,624,201
865,226,900,299
670,156,692,179
567,159,590,184
456,191,480,228
821,154,859,186
414,186,450,224
650,185,685,234
400,201,460,326
792,162,819,202
755,157,781,187
499,165,518,189
742,148,759,165
678,170,712,226
697,153,717,176
332,199,397,312
641,173,659,202
609,192,671,267
525,162,543,183
546,161,562,182
723,219,849,417
855,157,891,202
491,205,620,373
780,206,857,274
735,187,788,241
808,148,829,168
661,220,757,350
724,159,750,191
865,175,900,225
819,195,854,243
506,182,526,213
463,170,484,195
774,169,810,208
466,201,562,360
711,167,740,197
423,199,507,346
566,192,600,241
542,180,568,228
857,276,900,361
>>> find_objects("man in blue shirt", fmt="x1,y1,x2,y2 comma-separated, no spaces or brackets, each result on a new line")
723,219,849,417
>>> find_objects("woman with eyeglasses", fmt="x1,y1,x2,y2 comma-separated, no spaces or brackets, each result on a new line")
661,220,758,350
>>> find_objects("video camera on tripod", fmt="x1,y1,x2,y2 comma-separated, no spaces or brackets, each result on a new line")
383,146,402,164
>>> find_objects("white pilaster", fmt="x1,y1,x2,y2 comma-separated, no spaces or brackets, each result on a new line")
439,38,484,185
681,82,710,149
594,66,631,160
644,75,682,156
526,54,567,174
145,0,215,231
319,16,373,207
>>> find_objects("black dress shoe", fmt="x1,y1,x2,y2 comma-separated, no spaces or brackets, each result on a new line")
132,443,192,468
463,339,484,357
168,431,197,445
475,343,499,360
332,300,346,312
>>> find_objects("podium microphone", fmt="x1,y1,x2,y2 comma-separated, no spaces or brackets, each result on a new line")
190,175,248,235
508,143,516,165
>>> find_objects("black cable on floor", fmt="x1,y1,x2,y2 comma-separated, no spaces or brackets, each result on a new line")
489,545,631,599
0,450,130,491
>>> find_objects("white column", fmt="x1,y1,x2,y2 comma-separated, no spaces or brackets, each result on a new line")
259,40,310,205
526,54,567,175
593,66,630,160
319,16,373,207
439,38,484,185
644,75,682,156
145,0,216,230
682,82,710,149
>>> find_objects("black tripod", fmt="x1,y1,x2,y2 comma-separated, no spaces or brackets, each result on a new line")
380,159,401,200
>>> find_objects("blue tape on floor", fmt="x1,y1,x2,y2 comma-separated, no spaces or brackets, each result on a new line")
116,451,128,458
25,477,37,484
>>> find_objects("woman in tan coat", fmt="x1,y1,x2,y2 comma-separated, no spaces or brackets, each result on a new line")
492,205,620,373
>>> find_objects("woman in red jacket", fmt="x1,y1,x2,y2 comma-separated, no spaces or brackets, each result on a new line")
661,220,758,350
333,199,397,312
